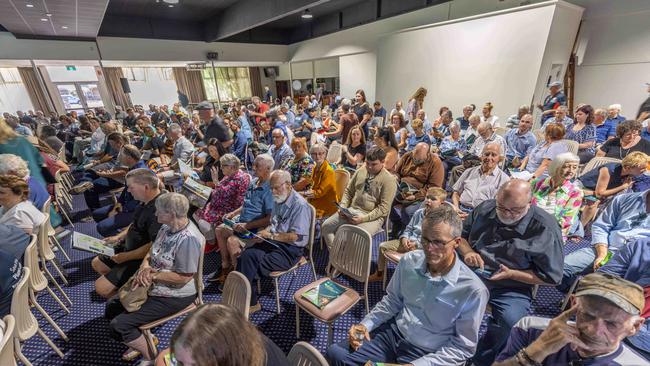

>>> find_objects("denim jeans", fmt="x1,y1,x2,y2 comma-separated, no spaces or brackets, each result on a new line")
559,247,596,292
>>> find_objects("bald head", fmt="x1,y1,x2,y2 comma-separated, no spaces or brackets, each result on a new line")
497,179,532,204
413,142,430,161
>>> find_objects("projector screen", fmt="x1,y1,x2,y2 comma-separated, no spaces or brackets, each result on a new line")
376,5,556,121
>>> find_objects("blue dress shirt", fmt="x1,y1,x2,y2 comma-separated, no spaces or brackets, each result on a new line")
505,129,537,159
591,190,650,249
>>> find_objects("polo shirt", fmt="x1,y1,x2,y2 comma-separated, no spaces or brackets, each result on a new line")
453,166,510,208
239,178,274,224
462,200,564,289
496,316,648,365
124,192,163,252
270,189,312,248
595,121,617,144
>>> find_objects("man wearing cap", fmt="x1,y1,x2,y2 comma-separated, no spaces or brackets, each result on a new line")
495,273,648,365
537,81,567,123
195,101,233,149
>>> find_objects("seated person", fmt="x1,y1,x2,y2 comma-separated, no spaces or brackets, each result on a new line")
0,247,22,317
438,121,466,172
293,107,316,140
593,107,616,145
0,174,46,235
193,154,250,252
156,123,195,178
0,223,30,259
530,152,583,241
599,237,650,359
541,105,573,130
322,147,398,251
459,179,564,366
448,122,507,187
368,187,447,282
520,123,568,179
495,273,647,366
268,128,295,170
596,120,650,159
236,170,313,311
565,104,597,163
504,113,536,168
578,151,648,226
0,153,49,210
405,118,431,151
373,127,400,174
212,154,274,283
155,303,289,366
327,205,489,365
91,168,163,299
341,126,366,171
560,189,650,292
302,143,338,218
228,118,247,163
105,193,204,364
452,142,510,218
197,138,226,187
92,145,148,237
288,137,315,191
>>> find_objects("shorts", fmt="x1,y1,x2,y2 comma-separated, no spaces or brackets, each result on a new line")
98,255,142,288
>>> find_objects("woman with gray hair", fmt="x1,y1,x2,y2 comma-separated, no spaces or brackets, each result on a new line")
0,153,49,210
302,143,338,218
530,152,583,240
193,154,250,251
106,192,204,364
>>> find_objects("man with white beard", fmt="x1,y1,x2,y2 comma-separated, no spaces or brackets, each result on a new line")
236,170,314,312
457,179,564,366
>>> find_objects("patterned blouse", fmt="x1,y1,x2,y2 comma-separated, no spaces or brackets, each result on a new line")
289,154,315,188
196,169,250,224
565,123,596,154
530,176,583,240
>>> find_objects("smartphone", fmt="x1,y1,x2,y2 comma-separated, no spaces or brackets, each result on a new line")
474,268,495,278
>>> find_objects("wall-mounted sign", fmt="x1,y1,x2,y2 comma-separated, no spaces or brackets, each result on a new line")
65,65,77,71
186,62,207,71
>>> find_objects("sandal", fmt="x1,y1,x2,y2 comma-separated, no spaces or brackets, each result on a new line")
121,336,158,361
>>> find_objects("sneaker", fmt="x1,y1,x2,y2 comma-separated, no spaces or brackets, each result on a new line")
367,272,383,282
249,302,262,314
69,181,94,194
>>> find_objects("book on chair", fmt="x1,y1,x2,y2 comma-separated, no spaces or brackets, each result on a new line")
301,279,346,309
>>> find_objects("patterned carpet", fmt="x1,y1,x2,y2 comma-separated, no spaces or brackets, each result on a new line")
21,193,590,365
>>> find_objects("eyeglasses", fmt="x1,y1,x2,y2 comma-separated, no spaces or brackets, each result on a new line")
421,237,457,249
496,205,528,215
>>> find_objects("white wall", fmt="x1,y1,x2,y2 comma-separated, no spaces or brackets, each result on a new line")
0,82,33,114
573,4,650,118
47,66,98,82
375,5,558,122
340,52,376,104
127,68,179,108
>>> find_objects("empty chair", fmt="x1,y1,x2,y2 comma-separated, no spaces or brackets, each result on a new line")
326,142,342,165
562,139,579,155
0,315,17,366
12,267,64,365
333,169,349,202
287,341,329,366
294,225,372,345
221,271,252,321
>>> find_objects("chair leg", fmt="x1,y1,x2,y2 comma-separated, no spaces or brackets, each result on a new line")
327,322,333,346
15,339,32,366
57,201,75,229
257,279,262,295
382,261,388,291
45,285,70,313
50,236,71,262
43,264,72,306
143,329,159,359
36,327,64,358
295,306,301,338
364,283,370,314
310,262,317,282
273,278,281,314
31,294,69,341
49,259,69,286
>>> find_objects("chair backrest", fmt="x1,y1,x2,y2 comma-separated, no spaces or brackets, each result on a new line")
194,235,206,305
41,197,51,214
579,157,622,178
533,129,545,142
287,341,329,366
221,271,251,320
327,142,342,165
562,139,579,155
494,127,507,137
329,225,372,283
333,169,350,202
23,235,46,293
57,146,67,163
11,267,37,342
0,315,17,366
37,213,55,261
305,204,316,267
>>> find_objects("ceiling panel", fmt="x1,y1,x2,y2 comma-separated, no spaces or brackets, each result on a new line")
104,0,238,21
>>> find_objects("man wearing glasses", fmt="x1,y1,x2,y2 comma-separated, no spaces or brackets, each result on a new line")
560,189,650,293
268,128,295,170
327,205,489,365
321,147,398,252
457,179,564,366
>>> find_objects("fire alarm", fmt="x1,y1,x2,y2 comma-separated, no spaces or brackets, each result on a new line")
207,52,219,60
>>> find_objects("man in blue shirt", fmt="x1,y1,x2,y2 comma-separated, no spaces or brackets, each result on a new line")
327,205,488,366
373,101,387,121
504,114,537,167
228,118,247,163
537,81,567,122
560,189,650,292
599,237,650,359
594,108,617,144
606,104,626,125
456,105,473,131
268,128,295,170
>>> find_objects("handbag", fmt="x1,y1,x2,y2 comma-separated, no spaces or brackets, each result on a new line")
118,276,150,312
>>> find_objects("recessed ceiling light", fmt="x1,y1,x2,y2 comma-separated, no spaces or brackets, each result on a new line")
40,18,47,21
168,4,174,7
301,9,313,19
61,26,68,29
162,0,179,3
26,4,34,8
45,13,52,17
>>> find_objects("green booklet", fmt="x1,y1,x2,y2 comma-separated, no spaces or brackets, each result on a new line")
301,279,346,309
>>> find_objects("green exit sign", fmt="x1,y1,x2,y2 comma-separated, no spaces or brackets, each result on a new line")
65,65,76,71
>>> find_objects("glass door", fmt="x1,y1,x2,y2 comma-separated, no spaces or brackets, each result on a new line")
56,82,105,115
79,83,103,108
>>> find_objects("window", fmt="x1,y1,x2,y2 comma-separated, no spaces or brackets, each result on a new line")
0,68,22,84
122,67,147,82
202,67,252,102
160,68,174,81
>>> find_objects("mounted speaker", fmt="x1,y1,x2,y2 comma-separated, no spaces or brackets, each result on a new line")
120,77,131,93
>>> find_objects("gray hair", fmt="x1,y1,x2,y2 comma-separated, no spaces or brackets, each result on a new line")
594,108,607,117
422,205,462,238
340,98,352,107
155,192,189,219
468,114,481,123
126,168,160,189
549,152,580,178
449,121,461,132
270,169,291,185
255,154,275,170
119,144,142,161
608,104,622,111
219,153,240,167
309,143,328,154
477,121,493,131
169,123,182,133
482,142,503,156
0,154,29,178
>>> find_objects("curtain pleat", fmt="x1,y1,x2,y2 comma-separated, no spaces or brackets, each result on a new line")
172,67,207,103
102,67,132,109
249,67,263,98
17,67,54,115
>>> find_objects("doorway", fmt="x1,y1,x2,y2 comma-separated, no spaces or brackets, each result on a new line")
56,82,104,115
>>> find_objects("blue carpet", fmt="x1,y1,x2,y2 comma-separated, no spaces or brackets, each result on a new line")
22,193,591,365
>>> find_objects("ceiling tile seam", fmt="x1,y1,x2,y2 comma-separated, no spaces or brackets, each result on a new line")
7,0,35,35
94,0,110,38
75,0,78,36
42,0,57,36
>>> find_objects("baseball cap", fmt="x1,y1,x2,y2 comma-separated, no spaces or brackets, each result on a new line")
549,81,562,88
195,101,213,110
575,273,645,315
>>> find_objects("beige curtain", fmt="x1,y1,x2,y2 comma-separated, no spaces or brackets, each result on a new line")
249,67,263,98
103,67,132,109
17,67,54,115
173,67,207,103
